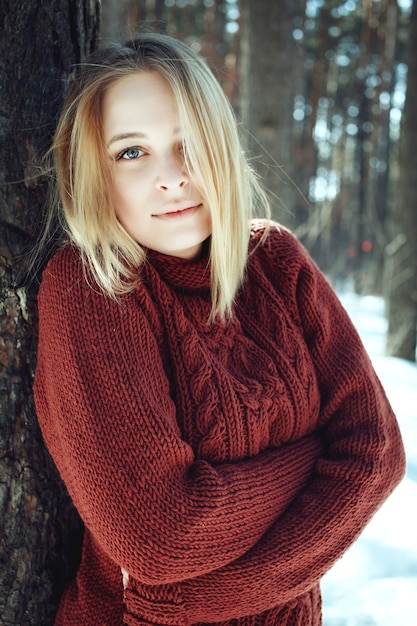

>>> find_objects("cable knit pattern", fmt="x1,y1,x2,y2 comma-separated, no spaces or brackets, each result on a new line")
34,221,405,626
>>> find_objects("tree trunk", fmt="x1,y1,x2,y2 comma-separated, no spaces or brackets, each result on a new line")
0,1,100,624
385,0,417,362
239,0,305,228
100,0,122,41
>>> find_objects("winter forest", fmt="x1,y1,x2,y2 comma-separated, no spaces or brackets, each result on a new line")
101,0,417,362
0,1,416,624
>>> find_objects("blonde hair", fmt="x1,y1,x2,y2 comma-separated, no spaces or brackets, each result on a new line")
50,32,270,320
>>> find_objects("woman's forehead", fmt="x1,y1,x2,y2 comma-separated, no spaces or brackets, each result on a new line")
102,72,181,144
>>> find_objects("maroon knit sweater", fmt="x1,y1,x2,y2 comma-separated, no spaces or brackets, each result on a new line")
34,221,405,626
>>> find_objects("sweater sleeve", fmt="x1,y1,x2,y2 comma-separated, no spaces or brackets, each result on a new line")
33,247,323,589
174,228,406,622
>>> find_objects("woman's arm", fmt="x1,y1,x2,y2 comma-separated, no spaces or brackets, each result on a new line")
163,229,405,622
34,246,322,588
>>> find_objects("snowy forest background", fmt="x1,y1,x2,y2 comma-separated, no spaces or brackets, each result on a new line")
0,1,416,624
322,288,416,625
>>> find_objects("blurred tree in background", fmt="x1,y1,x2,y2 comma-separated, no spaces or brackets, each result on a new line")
385,0,417,360
239,0,304,230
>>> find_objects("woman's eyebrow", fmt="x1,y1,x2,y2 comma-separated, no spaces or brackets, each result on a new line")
107,132,147,148
107,128,181,149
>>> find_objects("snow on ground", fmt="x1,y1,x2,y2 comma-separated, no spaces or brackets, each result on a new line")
321,291,417,625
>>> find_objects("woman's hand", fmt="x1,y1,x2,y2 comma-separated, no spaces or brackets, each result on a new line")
121,567,129,589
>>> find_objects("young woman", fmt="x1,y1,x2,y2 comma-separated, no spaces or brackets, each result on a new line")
34,33,405,626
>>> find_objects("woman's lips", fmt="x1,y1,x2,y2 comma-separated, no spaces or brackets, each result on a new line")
153,204,202,220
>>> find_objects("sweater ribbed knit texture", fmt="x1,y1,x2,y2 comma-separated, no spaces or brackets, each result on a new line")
34,221,405,626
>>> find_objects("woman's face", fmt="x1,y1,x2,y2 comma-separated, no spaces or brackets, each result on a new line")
102,71,212,260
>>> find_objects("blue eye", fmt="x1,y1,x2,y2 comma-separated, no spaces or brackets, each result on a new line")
118,147,144,160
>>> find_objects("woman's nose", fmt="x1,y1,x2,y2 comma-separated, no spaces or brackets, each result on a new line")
157,154,189,191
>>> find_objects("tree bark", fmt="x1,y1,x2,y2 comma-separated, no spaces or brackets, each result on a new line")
239,0,305,228
385,0,417,362
0,1,100,624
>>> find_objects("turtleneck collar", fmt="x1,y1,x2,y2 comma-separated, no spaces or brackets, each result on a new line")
144,241,211,295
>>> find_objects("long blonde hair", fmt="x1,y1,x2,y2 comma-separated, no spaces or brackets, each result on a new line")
50,32,270,320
